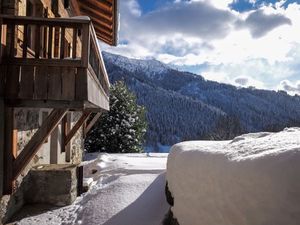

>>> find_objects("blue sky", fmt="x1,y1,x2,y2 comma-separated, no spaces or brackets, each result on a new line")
103,0,300,95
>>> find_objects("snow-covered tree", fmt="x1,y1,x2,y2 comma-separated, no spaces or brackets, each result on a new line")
85,81,147,153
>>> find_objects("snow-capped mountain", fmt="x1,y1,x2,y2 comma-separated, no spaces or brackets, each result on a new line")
103,53,170,80
103,52,300,151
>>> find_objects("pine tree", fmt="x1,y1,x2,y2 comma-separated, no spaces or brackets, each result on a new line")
85,81,147,153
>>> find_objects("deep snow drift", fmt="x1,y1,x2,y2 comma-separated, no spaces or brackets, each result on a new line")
167,127,300,225
12,153,169,225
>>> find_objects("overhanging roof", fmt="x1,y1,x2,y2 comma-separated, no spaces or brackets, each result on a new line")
76,0,119,46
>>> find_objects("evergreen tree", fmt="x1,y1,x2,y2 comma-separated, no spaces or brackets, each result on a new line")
85,81,147,153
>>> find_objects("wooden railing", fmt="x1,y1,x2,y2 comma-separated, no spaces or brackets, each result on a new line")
0,15,109,96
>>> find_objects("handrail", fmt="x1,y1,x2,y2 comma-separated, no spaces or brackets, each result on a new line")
0,15,90,27
0,14,110,95
89,24,110,94
0,15,87,63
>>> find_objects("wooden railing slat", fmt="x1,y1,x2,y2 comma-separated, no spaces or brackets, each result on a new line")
8,23,15,57
60,27,65,59
48,26,53,59
72,28,77,59
22,24,28,58
35,25,40,58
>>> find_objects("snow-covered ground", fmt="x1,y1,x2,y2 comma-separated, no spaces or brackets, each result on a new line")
167,127,300,225
12,153,169,225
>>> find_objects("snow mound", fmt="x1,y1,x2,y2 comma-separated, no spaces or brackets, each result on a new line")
167,128,300,225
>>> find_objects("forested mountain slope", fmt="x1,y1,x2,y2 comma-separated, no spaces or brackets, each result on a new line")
103,52,300,150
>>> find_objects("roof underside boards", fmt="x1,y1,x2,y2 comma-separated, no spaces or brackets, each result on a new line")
77,0,118,46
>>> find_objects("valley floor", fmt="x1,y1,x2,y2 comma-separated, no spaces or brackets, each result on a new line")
11,153,169,225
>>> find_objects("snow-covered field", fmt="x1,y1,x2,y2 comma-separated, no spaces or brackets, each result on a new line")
167,127,300,225
12,153,169,225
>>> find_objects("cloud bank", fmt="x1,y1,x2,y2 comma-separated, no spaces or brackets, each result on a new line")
103,0,300,95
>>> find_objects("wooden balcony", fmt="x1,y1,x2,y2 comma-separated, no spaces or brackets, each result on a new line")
0,15,110,111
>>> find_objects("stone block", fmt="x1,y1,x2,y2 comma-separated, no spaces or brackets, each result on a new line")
25,164,78,206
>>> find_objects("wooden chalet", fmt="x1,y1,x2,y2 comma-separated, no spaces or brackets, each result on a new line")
0,0,119,220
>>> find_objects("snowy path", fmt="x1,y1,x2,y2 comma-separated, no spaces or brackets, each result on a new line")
12,153,169,225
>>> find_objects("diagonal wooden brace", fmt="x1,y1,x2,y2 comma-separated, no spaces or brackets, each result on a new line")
84,112,102,136
12,109,68,181
64,110,91,146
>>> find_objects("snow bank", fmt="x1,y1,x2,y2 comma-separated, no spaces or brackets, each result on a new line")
167,128,300,225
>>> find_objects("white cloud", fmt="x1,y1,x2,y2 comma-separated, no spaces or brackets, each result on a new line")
103,0,300,93
278,80,300,95
190,0,234,9
234,76,265,89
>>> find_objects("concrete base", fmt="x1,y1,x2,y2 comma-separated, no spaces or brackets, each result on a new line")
25,164,78,206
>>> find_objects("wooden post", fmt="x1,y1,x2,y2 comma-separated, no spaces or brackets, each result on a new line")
8,23,15,58
0,99,4,196
48,26,53,59
3,107,15,194
60,27,65,59
61,114,71,154
0,17,3,64
35,25,41,59
65,113,71,162
77,165,83,196
81,23,90,67
72,28,77,59
22,24,28,58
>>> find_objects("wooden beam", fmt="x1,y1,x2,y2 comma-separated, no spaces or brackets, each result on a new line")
3,107,15,194
112,0,118,46
79,6,112,27
94,27,113,44
0,100,4,196
65,110,91,145
71,0,81,16
80,0,113,20
12,109,68,180
83,12,112,31
93,23,113,37
79,0,112,12
84,112,102,136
